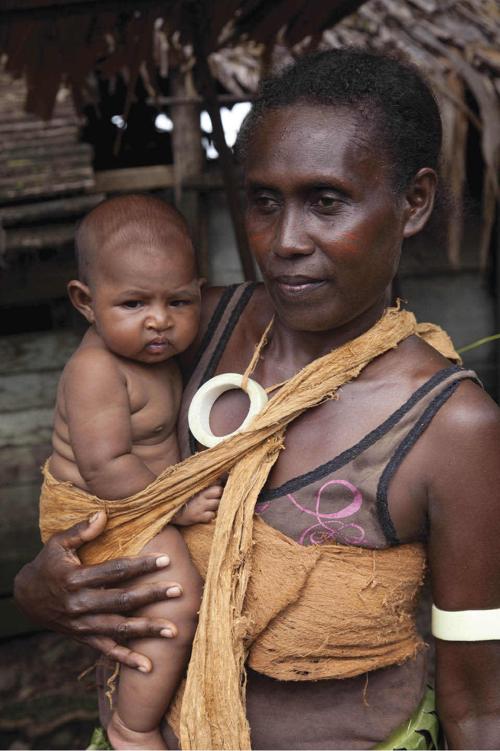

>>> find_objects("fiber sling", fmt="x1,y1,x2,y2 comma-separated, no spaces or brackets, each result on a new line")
39,307,458,749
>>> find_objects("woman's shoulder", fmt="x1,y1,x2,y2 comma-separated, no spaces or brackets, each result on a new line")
390,333,500,482
181,282,270,371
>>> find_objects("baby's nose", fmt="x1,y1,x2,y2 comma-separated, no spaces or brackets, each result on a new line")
146,308,171,330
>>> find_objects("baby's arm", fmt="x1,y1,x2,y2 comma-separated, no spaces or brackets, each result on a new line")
63,349,156,499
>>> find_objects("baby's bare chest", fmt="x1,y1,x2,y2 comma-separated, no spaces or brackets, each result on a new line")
123,362,181,444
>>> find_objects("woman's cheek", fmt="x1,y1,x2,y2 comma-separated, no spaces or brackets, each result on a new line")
246,228,274,261
334,230,365,256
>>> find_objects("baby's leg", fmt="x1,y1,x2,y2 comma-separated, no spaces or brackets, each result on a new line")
107,525,202,750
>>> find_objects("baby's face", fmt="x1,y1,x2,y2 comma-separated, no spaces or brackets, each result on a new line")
89,238,202,364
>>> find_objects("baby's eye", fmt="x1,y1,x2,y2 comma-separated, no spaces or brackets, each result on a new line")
121,300,143,309
170,299,191,308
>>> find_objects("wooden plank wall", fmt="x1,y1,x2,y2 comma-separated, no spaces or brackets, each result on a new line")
0,330,79,637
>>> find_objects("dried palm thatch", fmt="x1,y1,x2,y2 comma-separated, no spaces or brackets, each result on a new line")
221,0,500,270
318,0,500,269
0,0,498,267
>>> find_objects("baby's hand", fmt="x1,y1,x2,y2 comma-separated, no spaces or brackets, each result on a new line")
173,485,223,526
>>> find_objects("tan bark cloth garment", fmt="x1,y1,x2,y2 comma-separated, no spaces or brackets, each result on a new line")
39,307,459,750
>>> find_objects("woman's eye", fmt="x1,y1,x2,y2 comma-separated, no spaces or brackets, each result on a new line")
251,193,279,212
122,300,143,309
315,195,340,211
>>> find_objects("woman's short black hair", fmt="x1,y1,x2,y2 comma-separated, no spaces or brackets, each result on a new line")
235,48,442,192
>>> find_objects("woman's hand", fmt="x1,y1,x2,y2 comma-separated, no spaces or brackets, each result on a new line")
13,511,183,673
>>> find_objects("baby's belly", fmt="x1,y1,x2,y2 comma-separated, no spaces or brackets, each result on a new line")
133,434,179,475
49,433,179,495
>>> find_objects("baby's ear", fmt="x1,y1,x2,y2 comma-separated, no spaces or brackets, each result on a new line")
67,280,95,323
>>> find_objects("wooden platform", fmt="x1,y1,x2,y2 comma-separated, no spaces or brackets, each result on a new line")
0,328,79,637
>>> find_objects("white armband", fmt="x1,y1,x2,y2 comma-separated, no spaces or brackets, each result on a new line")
432,604,500,641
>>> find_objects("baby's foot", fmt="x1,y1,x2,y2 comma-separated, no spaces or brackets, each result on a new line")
107,710,167,750
173,484,222,525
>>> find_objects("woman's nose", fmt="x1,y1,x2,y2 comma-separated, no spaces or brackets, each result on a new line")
273,207,314,258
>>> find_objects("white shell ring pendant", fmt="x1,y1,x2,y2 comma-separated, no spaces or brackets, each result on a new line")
188,373,269,448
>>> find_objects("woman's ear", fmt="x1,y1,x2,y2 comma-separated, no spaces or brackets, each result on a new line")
403,168,438,239
67,280,95,323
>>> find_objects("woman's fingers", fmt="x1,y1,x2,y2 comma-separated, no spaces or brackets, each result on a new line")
82,635,153,673
66,581,183,615
53,511,108,551
77,614,182,671
76,614,178,640
67,553,172,589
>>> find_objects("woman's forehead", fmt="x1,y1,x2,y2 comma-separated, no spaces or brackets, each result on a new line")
244,104,387,186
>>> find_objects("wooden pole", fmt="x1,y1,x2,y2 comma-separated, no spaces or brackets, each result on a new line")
169,68,206,275
495,202,500,402
190,2,257,282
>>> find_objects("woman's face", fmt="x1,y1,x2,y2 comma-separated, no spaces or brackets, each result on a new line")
244,104,408,333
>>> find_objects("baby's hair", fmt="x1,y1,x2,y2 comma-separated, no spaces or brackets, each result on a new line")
235,48,442,192
75,194,193,284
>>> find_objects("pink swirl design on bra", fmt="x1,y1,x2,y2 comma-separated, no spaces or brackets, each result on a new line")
255,501,271,514
287,479,366,546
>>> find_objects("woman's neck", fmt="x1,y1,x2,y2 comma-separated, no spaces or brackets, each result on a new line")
266,298,387,373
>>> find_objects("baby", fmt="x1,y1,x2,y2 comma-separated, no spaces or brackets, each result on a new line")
48,194,221,749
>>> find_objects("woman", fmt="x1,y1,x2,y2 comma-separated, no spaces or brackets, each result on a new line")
15,49,500,749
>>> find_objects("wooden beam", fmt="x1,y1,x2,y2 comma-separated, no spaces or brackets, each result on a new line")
94,164,175,193
0,330,79,374
495,202,500,402
0,193,105,227
0,371,59,413
0,444,52,486
169,68,206,275
191,3,256,281
5,224,75,254
148,94,254,106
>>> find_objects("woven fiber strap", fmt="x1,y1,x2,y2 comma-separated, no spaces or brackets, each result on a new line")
39,307,459,749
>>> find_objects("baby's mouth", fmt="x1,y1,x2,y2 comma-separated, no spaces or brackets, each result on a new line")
146,338,170,351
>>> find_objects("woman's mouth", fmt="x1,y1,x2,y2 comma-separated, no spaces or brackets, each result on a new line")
273,276,327,296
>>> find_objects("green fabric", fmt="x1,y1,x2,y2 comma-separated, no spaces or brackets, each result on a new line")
87,687,440,750
87,726,112,750
374,687,441,750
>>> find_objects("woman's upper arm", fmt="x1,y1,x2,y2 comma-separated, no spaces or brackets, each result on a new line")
426,382,500,746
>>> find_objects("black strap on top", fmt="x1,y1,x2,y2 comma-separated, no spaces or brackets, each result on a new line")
259,365,463,502
183,283,238,384
376,374,480,546
188,281,258,455
198,281,258,387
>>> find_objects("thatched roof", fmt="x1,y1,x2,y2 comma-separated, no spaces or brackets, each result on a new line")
1,0,498,267
215,0,500,270
0,0,363,118
321,0,500,270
